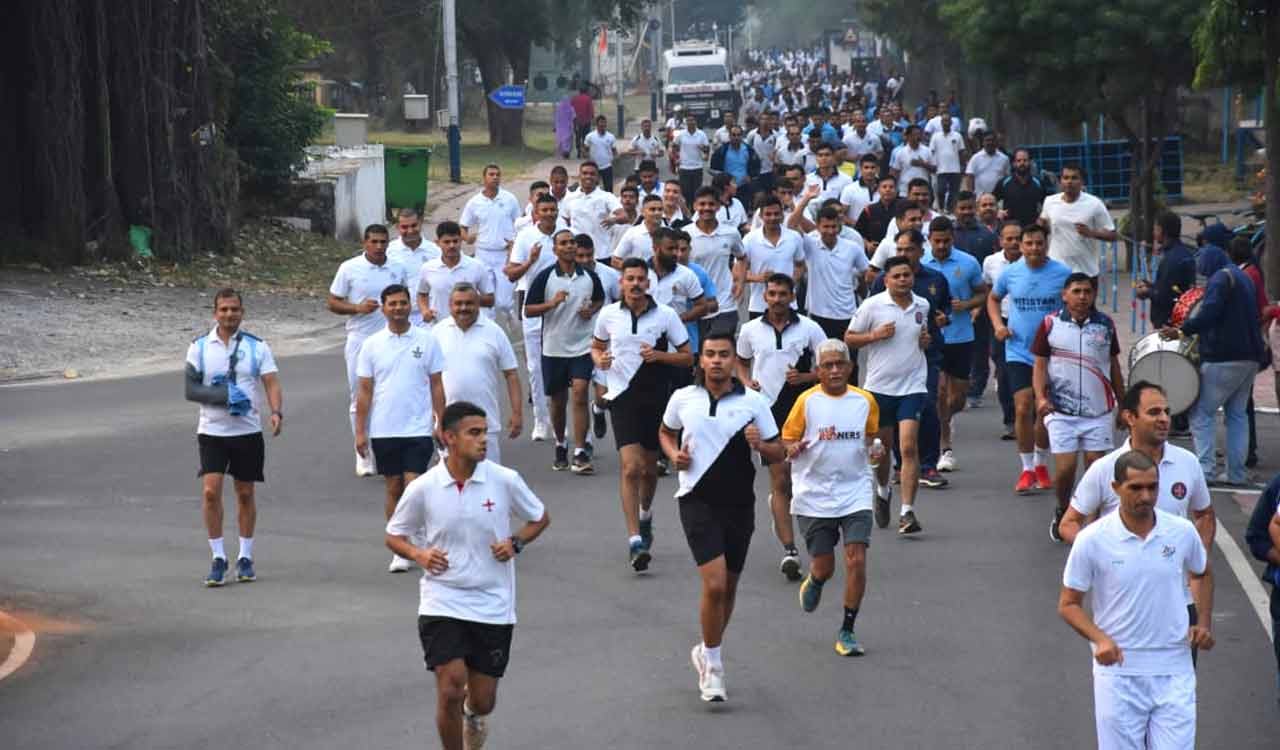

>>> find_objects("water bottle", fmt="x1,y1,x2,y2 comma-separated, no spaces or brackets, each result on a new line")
868,437,885,468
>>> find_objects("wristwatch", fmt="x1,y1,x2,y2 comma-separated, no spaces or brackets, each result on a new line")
510,536,524,555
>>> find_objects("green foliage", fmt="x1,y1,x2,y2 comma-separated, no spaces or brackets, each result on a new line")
1192,0,1266,90
210,0,331,190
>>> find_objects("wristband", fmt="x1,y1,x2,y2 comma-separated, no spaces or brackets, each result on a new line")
510,536,524,554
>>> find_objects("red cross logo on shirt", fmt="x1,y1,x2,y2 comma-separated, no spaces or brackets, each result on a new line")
482,499,495,512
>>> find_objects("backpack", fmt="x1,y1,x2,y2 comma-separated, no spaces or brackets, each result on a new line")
1243,474,1279,580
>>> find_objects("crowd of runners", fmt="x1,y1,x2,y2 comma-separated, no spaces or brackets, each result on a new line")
181,46,1280,750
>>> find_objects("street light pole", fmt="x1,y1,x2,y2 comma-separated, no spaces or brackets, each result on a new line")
443,0,461,183
616,24,625,138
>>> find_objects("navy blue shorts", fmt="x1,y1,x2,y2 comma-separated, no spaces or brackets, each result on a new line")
870,391,926,424
371,436,434,476
1006,362,1034,394
940,342,973,380
541,354,593,395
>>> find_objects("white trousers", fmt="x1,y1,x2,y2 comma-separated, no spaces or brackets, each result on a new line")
476,247,514,312
1093,672,1196,750
522,320,549,425
344,334,369,434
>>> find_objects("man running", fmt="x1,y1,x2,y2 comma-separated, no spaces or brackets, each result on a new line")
561,161,626,267
385,401,550,750
355,284,446,573
577,235,621,440
388,208,441,327
987,223,1072,493
801,207,868,360
659,332,784,702
1059,450,1213,750
459,165,521,322
736,273,826,579
613,194,664,267
688,186,746,340
433,283,523,464
507,194,562,442
583,115,619,191
672,112,712,207
328,224,409,476
593,258,693,571
1039,163,1117,281
738,196,806,319
984,221,1024,439
784,339,883,656
417,221,495,325
846,255,935,534
1032,273,1124,541
185,288,283,586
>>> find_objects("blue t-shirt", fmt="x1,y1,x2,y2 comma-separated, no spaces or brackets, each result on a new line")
684,262,717,353
722,144,750,183
923,247,985,344
992,258,1072,365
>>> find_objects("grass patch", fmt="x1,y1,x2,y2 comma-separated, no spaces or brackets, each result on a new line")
1181,152,1249,204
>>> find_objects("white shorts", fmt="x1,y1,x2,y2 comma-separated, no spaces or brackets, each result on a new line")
1045,412,1114,455
1093,671,1196,750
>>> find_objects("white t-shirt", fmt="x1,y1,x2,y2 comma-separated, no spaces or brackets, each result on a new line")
417,255,496,324
612,222,657,263
562,188,623,265
774,140,809,169
923,115,943,137
592,299,689,400
742,226,806,313
890,144,934,196
713,125,732,145
386,460,545,625
746,128,779,172
355,325,445,438
802,232,868,320
1062,509,1206,676
661,384,778,498
803,171,854,204
674,128,710,170
688,221,745,319
736,313,828,405
631,133,664,162
432,317,518,434
869,227,912,270
781,384,879,517
848,291,931,396
842,129,883,162
186,329,279,437
965,150,1011,195
593,261,621,303
459,189,522,251
1070,440,1211,520
583,130,617,169
929,130,966,174
717,198,749,230
1040,192,1115,277
388,240,442,300
839,182,878,223
509,224,558,294
329,254,410,339
983,251,1018,319
648,263,705,317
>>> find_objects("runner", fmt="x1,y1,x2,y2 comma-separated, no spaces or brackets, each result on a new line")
385,401,550,750
662,180,690,227
524,229,605,474
659,332,785,702
983,221,1024,440
185,288,283,586
327,224,409,476
688,186,746,340
612,194,664,267
868,201,925,273
1039,163,1117,280
736,273,827,579
803,206,869,366
846,255,936,534
592,258,693,571
459,164,521,322
783,339,883,655
853,176,901,254
561,161,626,267
433,283,523,464
576,235,621,441
507,194,561,442
582,115,619,191
672,112,712,207
738,196,806,319
1032,272,1124,540
387,208,441,327
987,223,1072,493
1059,450,1213,750
416,221,495,325
888,125,933,197
711,173,750,235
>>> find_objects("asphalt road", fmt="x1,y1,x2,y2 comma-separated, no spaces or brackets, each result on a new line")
2,348,1278,749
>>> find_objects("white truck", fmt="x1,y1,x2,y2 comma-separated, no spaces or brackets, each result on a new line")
661,41,739,128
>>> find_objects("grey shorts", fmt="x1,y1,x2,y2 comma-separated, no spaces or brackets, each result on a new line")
797,510,873,557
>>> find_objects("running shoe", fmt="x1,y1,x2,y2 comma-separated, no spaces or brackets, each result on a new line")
898,510,922,535
570,450,594,475
1034,465,1053,490
388,554,414,573
657,455,671,476
873,484,892,529
552,445,570,471
798,574,823,612
690,643,707,682
204,557,228,587
639,516,654,549
531,421,552,442
700,665,726,703
1211,472,1264,490
1049,506,1066,543
236,557,256,583
592,405,608,439
1000,425,1016,441
780,551,802,582
629,539,651,572
463,707,488,750
1015,470,1036,495
967,396,984,409
355,449,376,477
918,468,949,488
937,449,956,472
834,629,865,657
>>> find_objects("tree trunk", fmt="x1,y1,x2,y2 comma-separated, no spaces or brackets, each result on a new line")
475,42,522,146
1265,5,1280,300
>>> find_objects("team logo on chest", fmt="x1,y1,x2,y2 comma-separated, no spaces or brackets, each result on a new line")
817,425,861,441
1170,481,1187,500
915,311,924,324
412,346,424,359
1161,545,1176,559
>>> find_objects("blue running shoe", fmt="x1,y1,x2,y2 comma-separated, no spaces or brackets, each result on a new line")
236,557,256,583
629,539,651,572
639,517,654,549
835,629,865,657
798,574,823,612
205,557,228,587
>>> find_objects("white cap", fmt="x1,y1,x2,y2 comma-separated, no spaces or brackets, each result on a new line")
967,117,988,137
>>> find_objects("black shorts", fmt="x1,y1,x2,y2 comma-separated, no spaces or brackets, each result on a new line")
541,354,593,395
418,615,514,678
762,392,800,466
371,436,434,476
679,497,755,573
610,388,664,451
197,433,265,482
1006,362,1034,394
810,314,858,380
940,342,973,380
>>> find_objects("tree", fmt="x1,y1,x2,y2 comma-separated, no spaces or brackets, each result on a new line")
1193,0,1279,298
939,0,1203,260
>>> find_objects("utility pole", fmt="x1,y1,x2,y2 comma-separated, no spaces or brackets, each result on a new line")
615,24,625,138
443,0,461,183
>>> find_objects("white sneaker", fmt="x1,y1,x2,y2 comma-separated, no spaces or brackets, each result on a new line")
463,708,488,749
937,448,956,472
356,449,376,477
690,643,706,681
700,665,726,702
388,554,413,573
530,421,553,442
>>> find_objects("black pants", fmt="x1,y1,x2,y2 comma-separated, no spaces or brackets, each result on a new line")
1270,583,1280,686
992,319,1014,427
1247,392,1258,463
937,173,962,212
600,166,614,193
968,310,992,399
575,123,590,157
679,168,703,208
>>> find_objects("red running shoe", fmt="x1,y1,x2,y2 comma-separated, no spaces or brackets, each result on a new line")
1015,470,1036,494
1034,465,1053,490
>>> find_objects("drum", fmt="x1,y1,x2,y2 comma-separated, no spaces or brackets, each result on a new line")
1128,332,1200,414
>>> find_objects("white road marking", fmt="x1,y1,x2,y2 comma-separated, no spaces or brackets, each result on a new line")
1215,519,1273,641
0,610,36,682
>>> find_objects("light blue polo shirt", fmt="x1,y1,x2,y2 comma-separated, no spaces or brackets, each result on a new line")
992,258,1072,365
923,247,985,344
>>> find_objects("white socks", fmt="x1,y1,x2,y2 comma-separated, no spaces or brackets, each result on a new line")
629,534,642,546
638,507,653,522
239,537,254,561
900,504,914,516
1034,447,1050,468
1019,452,1034,472
209,537,226,560
703,644,723,669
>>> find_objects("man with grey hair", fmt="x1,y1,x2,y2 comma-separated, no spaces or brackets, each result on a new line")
781,339,886,657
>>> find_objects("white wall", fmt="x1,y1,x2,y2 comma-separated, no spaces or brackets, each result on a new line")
302,144,386,242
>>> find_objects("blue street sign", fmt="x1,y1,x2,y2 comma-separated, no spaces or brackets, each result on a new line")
488,85,526,110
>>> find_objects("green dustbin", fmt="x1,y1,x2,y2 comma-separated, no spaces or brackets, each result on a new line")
384,147,431,220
